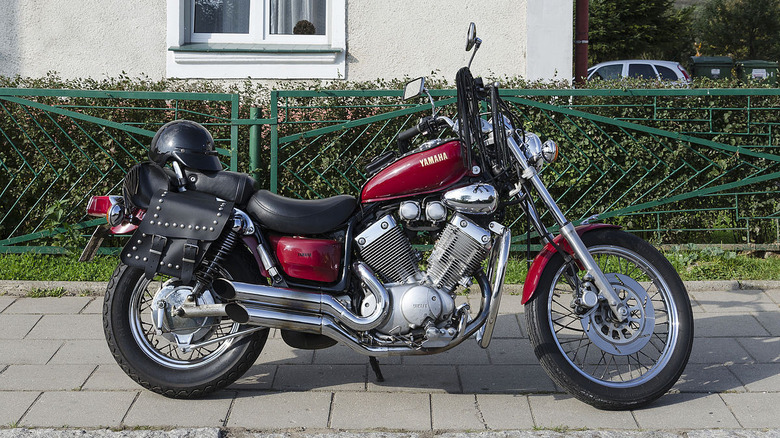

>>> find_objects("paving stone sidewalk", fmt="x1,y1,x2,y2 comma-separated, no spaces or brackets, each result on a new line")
0,281,778,434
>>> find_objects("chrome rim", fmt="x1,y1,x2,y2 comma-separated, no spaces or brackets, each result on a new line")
129,275,239,369
547,245,679,388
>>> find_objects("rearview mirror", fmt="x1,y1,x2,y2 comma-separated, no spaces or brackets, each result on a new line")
466,22,477,51
403,77,426,100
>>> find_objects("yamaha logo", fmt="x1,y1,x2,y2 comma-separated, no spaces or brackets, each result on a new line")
419,152,447,167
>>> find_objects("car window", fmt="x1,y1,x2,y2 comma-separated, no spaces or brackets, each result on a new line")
628,63,657,79
655,65,678,81
591,64,622,80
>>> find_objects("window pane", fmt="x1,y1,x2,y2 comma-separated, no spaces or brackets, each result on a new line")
270,0,327,35
594,65,622,80
655,65,677,81
194,0,250,34
628,64,656,79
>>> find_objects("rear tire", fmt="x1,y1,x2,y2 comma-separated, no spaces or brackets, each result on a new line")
526,229,693,410
103,249,268,398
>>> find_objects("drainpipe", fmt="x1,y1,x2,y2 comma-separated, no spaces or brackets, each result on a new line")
574,0,589,85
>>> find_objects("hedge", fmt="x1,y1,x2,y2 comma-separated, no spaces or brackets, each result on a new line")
1,73,779,250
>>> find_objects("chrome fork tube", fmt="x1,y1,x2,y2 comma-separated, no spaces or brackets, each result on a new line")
507,137,626,321
476,227,511,348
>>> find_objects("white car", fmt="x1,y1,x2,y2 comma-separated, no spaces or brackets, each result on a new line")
587,60,692,83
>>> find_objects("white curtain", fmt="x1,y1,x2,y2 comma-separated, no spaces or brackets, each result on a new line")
270,0,326,35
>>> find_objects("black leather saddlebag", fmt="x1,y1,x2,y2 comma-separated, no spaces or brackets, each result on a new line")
121,189,234,284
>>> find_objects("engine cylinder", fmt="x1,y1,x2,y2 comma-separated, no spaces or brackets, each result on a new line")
427,214,492,291
355,215,419,283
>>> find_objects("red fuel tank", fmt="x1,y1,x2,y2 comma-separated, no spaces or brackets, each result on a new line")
361,140,467,203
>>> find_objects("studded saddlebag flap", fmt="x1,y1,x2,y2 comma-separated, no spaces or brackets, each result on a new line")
121,189,234,284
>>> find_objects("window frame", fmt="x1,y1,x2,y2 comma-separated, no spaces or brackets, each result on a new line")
166,0,346,79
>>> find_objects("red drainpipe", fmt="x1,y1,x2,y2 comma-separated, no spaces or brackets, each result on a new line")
574,0,589,85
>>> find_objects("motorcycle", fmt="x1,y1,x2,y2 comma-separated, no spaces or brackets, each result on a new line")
81,23,693,410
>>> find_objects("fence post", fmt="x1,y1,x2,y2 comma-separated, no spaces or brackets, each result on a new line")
270,90,279,193
249,107,262,182
230,94,239,172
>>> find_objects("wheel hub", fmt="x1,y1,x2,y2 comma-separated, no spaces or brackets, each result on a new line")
150,281,217,347
580,273,655,355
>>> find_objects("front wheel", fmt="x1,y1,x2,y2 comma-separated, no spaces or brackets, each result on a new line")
526,229,693,410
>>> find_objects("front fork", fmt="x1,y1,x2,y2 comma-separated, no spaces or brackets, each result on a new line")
507,139,628,322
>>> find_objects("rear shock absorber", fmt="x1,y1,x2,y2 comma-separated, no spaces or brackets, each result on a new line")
190,214,244,297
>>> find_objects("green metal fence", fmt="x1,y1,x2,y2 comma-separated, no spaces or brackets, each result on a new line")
270,88,780,249
0,88,240,253
2,86,780,253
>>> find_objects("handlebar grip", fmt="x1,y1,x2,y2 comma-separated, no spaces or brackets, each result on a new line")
398,125,421,143
397,125,421,153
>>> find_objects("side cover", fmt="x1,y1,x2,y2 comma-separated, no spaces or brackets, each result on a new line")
121,189,234,284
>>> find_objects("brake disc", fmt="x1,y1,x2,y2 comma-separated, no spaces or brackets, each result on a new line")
579,273,655,356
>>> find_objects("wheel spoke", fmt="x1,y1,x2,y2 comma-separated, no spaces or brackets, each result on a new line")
540,241,684,388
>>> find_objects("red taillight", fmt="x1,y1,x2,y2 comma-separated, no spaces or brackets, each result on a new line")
678,65,691,82
86,196,115,217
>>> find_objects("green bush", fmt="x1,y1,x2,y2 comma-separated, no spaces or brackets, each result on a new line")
2,73,780,251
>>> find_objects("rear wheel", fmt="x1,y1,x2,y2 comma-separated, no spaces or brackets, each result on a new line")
526,229,693,410
103,249,268,398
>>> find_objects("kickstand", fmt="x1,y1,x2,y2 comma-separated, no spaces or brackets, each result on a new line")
369,356,385,382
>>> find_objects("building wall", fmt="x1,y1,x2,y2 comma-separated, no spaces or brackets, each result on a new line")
346,1,530,82
0,0,572,82
0,0,166,79
526,0,573,81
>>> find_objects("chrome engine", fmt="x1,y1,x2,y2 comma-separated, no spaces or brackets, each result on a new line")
355,201,494,342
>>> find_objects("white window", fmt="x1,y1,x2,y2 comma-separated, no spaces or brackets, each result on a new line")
167,0,346,79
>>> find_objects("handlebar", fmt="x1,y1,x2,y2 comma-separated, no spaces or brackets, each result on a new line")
397,116,455,153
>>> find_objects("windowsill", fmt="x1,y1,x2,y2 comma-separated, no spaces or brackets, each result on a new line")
169,43,343,54
167,43,346,79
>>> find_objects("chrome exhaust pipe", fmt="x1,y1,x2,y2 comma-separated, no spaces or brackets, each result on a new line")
220,261,390,332
175,303,230,319
233,269,495,358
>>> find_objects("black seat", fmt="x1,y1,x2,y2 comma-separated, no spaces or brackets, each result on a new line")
247,190,356,235
185,170,257,205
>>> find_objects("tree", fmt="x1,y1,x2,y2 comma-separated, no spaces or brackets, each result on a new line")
694,0,780,60
589,0,696,65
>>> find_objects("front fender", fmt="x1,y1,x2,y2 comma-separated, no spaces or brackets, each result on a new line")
521,223,621,304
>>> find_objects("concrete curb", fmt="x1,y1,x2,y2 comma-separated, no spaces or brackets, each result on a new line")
1,279,777,297
0,280,108,296
0,429,779,438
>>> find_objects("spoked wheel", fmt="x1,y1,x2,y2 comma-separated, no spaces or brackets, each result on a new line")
526,229,693,410
104,250,268,398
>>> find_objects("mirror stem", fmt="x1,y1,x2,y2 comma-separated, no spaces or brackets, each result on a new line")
425,88,437,117
467,39,482,70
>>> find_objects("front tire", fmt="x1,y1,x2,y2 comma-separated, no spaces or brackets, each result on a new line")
103,249,269,398
526,229,693,410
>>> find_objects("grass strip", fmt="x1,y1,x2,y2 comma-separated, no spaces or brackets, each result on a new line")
2,249,780,283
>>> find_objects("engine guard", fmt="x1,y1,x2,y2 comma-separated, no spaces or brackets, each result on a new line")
521,223,620,305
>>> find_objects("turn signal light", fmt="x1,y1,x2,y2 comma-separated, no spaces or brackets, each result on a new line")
86,196,119,217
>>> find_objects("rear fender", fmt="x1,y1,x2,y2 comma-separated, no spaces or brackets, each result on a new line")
521,223,620,304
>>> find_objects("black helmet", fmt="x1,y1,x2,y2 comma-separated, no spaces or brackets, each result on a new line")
149,120,222,171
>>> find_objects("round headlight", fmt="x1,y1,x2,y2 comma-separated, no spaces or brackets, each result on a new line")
523,132,544,169
524,132,542,159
